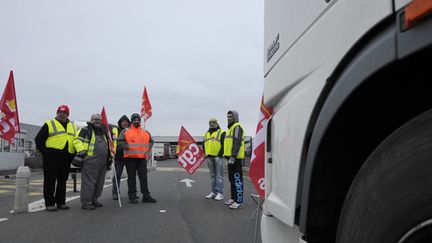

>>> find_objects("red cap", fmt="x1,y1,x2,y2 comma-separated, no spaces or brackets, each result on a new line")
57,105,70,116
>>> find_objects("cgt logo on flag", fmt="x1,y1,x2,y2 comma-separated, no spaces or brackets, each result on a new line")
177,126,205,174
249,96,273,198
0,71,20,144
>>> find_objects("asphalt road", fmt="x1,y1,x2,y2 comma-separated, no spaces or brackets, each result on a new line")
0,159,262,243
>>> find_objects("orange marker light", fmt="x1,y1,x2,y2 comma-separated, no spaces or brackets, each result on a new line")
404,0,432,30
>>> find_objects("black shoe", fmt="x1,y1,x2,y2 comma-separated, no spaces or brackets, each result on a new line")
81,203,95,210
129,199,138,204
142,196,157,203
113,194,119,200
46,205,58,211
57,204,70,210
92,201,103,207
136,195,139,199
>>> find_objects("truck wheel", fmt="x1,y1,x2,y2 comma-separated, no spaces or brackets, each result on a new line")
336,109,432,243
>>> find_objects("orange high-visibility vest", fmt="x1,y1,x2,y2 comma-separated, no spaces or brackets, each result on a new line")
123,126,151,159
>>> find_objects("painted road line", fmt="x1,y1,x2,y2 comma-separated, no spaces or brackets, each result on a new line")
30,179,44,182
16,178,128,213
0,185,16,189
29,192,43,196
0,218,8,223
0,189,11,194
157,167,209,172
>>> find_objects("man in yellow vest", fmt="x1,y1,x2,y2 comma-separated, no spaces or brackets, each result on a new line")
203,118,226,201
35,105,77,211
74,114,112,210
224,110,245,209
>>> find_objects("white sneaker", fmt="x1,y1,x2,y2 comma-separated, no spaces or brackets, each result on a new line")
214,193,223,201
206,192,216,199
229,202,243,209
224,199,234,205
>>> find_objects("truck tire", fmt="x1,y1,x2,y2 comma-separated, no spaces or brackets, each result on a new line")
336,109,432,243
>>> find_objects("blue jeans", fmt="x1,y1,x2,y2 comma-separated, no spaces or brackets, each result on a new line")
207,157,224,194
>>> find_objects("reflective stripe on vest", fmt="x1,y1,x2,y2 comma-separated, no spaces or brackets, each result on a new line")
45,119,77,154
204,129,223,156
223,123,245,159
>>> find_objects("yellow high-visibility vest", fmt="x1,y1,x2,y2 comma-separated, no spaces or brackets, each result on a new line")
204,129,224,156
45,119,77,154
224,123,245,159
112,127,118,152
74,129,107,156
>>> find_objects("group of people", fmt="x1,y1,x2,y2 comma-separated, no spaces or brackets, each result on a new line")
34,105,246,211
35,105,156,211
203,110,245,209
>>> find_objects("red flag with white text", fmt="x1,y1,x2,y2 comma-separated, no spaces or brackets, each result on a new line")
0,71,20,144
141,86,152,121
249,96,273,198
177,126,205,174
101,106,114,151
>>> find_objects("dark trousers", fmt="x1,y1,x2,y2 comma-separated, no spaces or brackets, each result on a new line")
125,158,149,199
228,159,244,203
43,154,72,206
112,158,126,194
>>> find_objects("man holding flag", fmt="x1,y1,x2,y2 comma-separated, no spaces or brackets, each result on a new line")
73,114,112,210
111,115,130,200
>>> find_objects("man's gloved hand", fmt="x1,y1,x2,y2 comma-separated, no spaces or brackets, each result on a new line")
227,157,235,165
71,156,83,167
77,151,87,159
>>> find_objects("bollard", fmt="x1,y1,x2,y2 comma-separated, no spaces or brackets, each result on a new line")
13,166,31,214
71,172,78,192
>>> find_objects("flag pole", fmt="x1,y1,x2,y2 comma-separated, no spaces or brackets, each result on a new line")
101,107,122,207
111,157,122,207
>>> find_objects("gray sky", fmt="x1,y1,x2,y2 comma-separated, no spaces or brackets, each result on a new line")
0,0,264,136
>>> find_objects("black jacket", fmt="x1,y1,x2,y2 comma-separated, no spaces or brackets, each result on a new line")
115,115,130,160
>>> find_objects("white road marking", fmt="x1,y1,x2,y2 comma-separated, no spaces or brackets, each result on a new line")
160,210,166,213
157,167,209,172
0,218,8,223
9,178,128,213
179,178,195,187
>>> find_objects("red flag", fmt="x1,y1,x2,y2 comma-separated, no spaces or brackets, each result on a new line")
177,126,205,174
141,86,152,121
249,96,273,198
0,71,20,144
101,106,114,151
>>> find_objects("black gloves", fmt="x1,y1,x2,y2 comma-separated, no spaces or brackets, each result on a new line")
71,156,83,167
77,151,87,159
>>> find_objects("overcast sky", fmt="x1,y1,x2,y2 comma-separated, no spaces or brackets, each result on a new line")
0,0,264,136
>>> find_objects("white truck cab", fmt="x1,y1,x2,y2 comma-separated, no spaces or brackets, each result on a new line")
262,0,432,242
